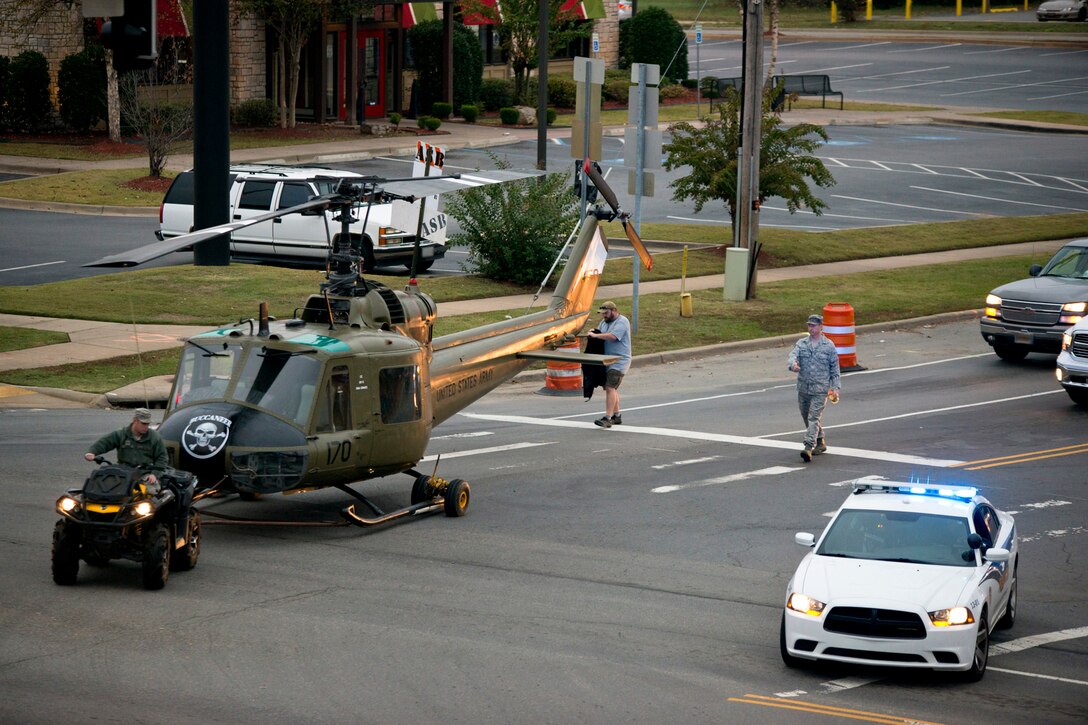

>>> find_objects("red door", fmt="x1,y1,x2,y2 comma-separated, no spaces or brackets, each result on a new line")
357,30,384,119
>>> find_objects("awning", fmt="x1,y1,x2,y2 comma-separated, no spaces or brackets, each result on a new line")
560,0,606,20
460,0,501,26
403,2,439,28
158,0,189,37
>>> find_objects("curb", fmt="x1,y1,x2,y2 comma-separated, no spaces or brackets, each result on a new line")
25,385,110,407
0,196,157,216
507,308,983,385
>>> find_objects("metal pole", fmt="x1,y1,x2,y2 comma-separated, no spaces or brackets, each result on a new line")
192,0,230,266
632,64,646,334
536,0,548,171
579,60,591,223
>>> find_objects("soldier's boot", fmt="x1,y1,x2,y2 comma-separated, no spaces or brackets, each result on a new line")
814,437,827,455
800,446,813,463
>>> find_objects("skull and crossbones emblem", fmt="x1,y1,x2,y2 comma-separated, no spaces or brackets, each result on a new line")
182,416,230,459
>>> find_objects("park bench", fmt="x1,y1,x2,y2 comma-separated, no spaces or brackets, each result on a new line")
712,75,843,112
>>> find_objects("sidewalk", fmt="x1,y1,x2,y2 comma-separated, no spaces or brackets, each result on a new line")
0,237,1065,409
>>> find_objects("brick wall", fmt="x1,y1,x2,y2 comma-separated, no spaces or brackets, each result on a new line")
229,8,267,104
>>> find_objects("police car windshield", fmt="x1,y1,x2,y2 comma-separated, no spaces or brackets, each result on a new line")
817,509,974,567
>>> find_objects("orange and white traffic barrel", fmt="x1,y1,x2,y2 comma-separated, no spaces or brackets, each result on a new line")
539,340,582,396
822,302,860,370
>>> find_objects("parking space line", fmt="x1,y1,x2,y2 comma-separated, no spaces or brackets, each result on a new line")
988,667,1088,686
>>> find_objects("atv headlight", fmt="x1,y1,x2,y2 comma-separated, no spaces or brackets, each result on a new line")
929,606,975,626
786,593,825,617
133,501,153,517
58,496,79,513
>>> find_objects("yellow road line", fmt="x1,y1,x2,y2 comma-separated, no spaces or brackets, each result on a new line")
728,694,944,724
965,444,1088,470
954,442,1088,469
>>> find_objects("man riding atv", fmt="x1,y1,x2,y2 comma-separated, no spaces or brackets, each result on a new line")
84,408,191,549
52,409,201,590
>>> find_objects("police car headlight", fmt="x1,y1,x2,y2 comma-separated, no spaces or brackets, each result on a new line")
928,606,974,626
786,593,825,617
133,501,153,517
58,497,79,513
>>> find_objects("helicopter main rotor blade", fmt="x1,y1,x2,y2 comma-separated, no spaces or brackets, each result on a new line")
622,219,654,272
84,197,333,267
582,158,653,271
381,169,542,199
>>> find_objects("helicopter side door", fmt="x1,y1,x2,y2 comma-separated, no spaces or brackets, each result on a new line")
367,352,432,475
309,363,372,483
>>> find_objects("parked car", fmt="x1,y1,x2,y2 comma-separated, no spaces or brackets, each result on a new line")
980,238,1088,361
157,164,447,271
1036,0,1087,21
1056,316,1088,406
782,477,1018,682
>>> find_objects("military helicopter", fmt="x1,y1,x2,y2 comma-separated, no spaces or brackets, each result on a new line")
87,160,652,528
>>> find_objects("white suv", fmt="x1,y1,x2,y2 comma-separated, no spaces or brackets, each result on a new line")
156,164,447,271
1056,317,1088,407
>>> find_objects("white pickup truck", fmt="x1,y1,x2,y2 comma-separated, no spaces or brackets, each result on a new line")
156,164,448,271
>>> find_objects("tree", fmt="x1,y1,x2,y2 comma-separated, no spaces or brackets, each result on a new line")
663,84,835,231
408,20,483,114
459,0,588,105
118,73,193,177
621,6,687,84
444,157,580,285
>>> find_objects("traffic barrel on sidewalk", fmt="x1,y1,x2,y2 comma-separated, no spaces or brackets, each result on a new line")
538,340,583,396
822,302,863,371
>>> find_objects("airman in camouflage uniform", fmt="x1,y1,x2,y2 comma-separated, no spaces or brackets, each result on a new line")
788,314,842,462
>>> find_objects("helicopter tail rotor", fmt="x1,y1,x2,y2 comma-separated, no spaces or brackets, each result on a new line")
582,158,653,272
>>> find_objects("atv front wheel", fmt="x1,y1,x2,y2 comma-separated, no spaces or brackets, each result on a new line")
170,511,201,572
51,519,80,585
142,524,171,590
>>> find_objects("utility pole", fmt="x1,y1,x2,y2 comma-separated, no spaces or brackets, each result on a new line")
726,0,764,300
192,0,231,265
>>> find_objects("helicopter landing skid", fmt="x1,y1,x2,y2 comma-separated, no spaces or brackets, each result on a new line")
338,471,471,527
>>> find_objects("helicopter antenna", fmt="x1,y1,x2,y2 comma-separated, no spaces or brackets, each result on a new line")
322,290,336,331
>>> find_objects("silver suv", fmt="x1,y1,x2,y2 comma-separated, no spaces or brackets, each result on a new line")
980,238,1088,361
156,164,447,271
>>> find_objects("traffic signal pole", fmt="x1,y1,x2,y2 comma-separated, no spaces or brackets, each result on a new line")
192,0,231,266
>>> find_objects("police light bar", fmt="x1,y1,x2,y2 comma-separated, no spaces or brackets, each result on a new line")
852,478,977,500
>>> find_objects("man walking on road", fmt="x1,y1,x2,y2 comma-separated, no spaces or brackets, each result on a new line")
587,301,631,428
788,314,842,462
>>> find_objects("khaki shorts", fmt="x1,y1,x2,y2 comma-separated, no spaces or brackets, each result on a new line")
605,369,625,389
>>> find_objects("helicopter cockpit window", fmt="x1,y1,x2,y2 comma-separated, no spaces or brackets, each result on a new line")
231,348,321,425
379,365,421,424
172,342,243,410
314,366,352,433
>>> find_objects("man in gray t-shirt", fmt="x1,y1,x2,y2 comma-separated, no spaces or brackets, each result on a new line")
587,301,631,429
788,314,842,461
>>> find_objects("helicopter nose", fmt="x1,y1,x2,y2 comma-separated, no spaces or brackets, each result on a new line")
160,403,308,493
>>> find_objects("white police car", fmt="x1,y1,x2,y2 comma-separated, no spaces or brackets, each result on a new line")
781,477,1018,681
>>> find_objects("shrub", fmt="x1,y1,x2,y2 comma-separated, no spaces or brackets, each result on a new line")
444,156,580,285
547,76,577,108
389,111,402,127
546,107,557,125
6,50,52,132
699,76,720,99
480,78,513,111
431,101,452,119
659,82,687,100
416,114,432,129
681,78,698,89
498,107,519,125
424,116,441,131
232,98,277,128
460,104,478,123
621,7,688,84
602,77,629,103
58,45,107,133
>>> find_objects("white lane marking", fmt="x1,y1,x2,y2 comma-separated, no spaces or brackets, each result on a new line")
652,465,802,494
962,46,1028,55
651,456,720,470
421,441,553,462
785,63,871,74
760,390,1064,439
943,73,1088,97
910,186,1088,213
1028,89,1088,101
988,667,1088,686
463,414,965,468
830,194,986,216
886,44,960,54
1020,500,1072,510
1020,526,1088,544
825,42,889,51
817,677,879,694
430,431,494,440
990,626,1088,657
857,69,1030,92
0,260,66,273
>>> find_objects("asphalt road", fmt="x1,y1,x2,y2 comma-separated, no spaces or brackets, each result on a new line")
2,318,1085,723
